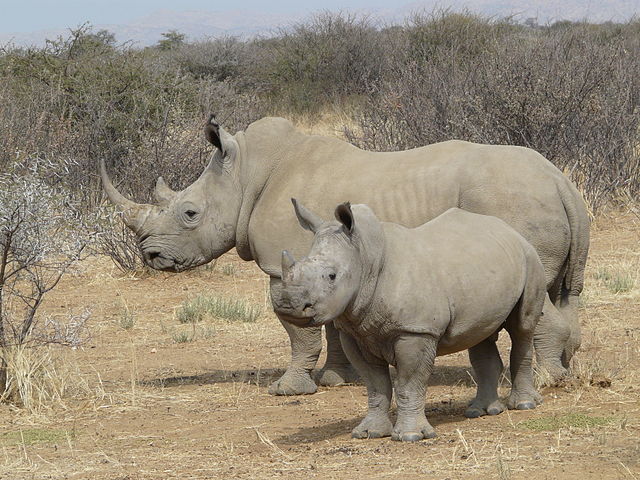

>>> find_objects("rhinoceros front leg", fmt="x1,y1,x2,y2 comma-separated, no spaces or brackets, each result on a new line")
317,322,360,386
392,334,438,442
268,277,320,395
268,314,321,395
339,331,392,439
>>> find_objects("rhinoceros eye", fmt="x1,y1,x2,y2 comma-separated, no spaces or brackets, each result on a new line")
180,202,200,225
182,209,200,224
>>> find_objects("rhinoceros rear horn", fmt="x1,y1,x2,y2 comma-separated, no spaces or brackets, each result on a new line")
281,250,296,281
204,114,225,155
154,176,177,205
100,159,152,233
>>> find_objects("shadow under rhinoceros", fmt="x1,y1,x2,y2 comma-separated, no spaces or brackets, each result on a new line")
139,365,476,389
274,401,474,445
139,367,286,389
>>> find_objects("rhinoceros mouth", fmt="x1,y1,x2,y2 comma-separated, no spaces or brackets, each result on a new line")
273,310,316,327
142,249,206,273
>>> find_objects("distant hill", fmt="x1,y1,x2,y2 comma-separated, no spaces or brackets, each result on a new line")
1,0,637,48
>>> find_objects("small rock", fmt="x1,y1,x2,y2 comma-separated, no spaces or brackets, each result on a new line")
150,348,157,354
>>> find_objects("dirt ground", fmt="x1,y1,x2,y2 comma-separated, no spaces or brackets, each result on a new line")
0,209,639,480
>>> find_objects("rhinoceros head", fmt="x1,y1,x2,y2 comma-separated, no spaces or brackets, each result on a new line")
272,199,368,326
101,116,243,272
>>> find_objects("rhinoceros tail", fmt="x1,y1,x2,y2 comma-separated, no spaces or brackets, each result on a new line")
557,176,590,299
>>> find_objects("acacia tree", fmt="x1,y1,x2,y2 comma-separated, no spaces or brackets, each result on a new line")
0,158,91,400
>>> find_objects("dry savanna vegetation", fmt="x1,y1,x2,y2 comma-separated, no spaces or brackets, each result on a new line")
0,10,639,480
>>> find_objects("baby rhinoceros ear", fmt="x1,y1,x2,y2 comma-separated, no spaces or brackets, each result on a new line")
335,202,354,234
291,198,324,233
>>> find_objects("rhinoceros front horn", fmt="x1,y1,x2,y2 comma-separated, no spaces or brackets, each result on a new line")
100,159,153,233
281,250,296,282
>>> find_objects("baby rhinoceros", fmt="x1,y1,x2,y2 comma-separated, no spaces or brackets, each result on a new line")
272,199,546,442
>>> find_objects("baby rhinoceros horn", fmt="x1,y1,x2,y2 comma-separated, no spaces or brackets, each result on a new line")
281,250,296,283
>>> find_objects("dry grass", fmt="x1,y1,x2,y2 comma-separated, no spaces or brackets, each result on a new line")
0,346,92,413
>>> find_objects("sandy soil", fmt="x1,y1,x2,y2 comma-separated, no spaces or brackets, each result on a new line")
0,211,638,480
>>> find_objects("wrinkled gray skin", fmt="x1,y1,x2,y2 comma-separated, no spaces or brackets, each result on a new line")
274,201,546,441
101,116,589,396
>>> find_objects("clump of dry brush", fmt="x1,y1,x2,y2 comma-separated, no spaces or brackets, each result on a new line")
0,158,93,410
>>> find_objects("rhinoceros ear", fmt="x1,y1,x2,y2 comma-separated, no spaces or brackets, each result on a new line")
335,202,354,234
204,114,225,156
291,198,324,233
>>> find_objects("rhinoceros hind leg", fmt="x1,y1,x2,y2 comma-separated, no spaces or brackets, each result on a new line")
466,336,505,418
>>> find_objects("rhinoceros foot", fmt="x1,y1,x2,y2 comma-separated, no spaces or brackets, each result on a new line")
391,425,437,442
465,398,506,418
351,414,392,439
316,364,360,386
391,417,437,442
268,368,318,396
507,390,543,410
537,359,569,384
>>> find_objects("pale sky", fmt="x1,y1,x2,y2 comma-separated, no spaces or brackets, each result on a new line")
0,0,394,33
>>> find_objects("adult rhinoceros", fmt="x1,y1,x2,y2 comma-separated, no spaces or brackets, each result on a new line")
101,115,589,395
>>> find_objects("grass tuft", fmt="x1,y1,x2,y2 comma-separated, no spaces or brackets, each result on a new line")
172,331,194,343
222,264,236,276
0,428,72,446
595,267,635,294
518,413,614,431
117,297,136,330
176,294,262,324
119,311,136,330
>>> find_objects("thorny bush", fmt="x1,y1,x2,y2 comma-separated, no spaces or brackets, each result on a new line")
0,158,93,405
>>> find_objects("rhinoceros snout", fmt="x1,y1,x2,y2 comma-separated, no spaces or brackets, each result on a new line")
273,297,314,317
142,249,178,272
